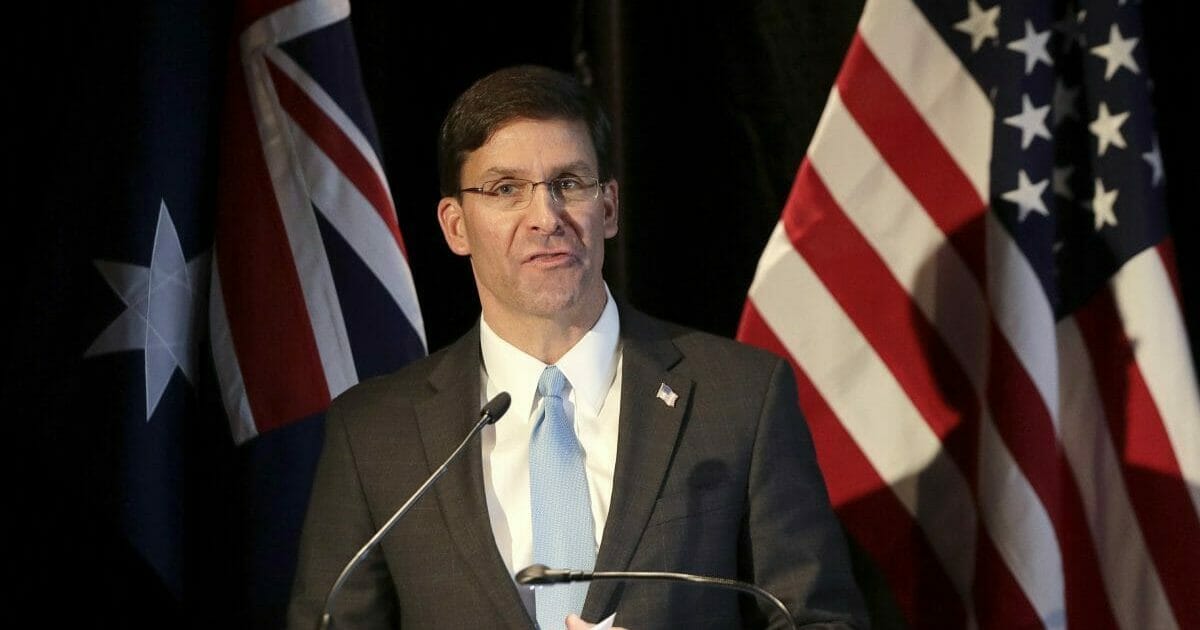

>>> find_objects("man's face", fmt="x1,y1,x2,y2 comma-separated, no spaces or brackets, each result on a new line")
437,118,619,324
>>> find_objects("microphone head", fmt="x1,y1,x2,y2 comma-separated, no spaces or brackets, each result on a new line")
480,392,511,424
515,564,552,585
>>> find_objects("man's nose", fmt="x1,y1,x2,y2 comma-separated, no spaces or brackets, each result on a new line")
526,183,565,232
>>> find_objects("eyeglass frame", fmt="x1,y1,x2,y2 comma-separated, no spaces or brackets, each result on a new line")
458,175,604,210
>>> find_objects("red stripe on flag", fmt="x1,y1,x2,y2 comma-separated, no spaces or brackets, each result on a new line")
1074,287,1200,628
1155,239,1184,306
781,162,981,485
778,163,1054,628
985,331,1119,628
265,57,409,259
835,34,988,280
216,55,331,432
836,30,1118,629
971,530,1043,630
738,303,967,629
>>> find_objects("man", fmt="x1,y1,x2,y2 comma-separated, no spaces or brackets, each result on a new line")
287,65,867,629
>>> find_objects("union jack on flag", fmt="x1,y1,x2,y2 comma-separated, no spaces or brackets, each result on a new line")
739,0,1199,628
212,0,425,444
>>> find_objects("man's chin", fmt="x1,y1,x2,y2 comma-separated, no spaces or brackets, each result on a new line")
518,283,605,322
520,292,581,318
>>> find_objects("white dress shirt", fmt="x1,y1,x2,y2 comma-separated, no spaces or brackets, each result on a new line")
479,290,623,582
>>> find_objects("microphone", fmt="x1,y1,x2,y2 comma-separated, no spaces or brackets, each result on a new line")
317,392,512,630
515,564,799,630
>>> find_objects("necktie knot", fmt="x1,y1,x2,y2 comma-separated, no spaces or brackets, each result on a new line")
538,365,567,399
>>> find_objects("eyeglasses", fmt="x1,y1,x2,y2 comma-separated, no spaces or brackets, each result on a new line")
460,176,602,211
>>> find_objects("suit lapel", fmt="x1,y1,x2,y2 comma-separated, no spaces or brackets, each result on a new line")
414,328,532,628
583,310,692,619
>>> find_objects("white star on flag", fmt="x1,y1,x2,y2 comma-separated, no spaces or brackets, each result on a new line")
1089,102,1130,155
86,200,209,420
1002,170,1050,221
1090,23,1140,80
1090,178,1119,231
1004,94,1052,149
954,0,1001,52
1007,20,1053,75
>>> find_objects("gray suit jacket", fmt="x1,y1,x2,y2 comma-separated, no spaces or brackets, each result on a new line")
287,307,867,629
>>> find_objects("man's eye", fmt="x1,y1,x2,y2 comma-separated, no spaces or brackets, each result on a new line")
555,177,583,190
487,180,524,196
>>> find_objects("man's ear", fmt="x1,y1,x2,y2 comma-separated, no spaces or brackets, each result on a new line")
602,179,619,239
437,197,471,256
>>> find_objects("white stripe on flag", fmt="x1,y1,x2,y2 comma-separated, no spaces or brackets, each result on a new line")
975,416,1066,628
862,0,1064,434
287,118,427,349
209,260,259,444
807,91,1066,625
858,0,991,200
807,92,988,389
240,0,350,55
984,217,1061,427
1111,248,1200,515
242,51,358,396
749,223,978,615
1057,317,1176,630
267,56,427,351
264,46,395,214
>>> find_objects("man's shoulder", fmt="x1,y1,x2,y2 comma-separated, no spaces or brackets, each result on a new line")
329,329,475,413
620,305,784,373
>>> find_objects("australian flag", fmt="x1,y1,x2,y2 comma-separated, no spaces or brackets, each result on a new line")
15,0,424,627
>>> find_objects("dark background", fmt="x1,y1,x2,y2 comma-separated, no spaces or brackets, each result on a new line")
349,0,873,348
349,0,1197,353
11,0,1195,627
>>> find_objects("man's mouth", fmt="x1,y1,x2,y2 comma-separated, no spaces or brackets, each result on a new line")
525,250,576,266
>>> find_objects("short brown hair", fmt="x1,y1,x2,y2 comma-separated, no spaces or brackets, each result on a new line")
437,65,613,197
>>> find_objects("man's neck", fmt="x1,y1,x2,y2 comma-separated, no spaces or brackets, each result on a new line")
481,295,608,365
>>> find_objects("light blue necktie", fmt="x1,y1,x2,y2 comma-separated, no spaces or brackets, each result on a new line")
530,366,595,629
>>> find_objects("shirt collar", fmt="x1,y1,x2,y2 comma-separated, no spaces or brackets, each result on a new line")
555,289,620,415
479,286,621,418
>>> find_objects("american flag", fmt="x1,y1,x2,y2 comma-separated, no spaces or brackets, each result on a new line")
212,0,425,443
737,0,1199,627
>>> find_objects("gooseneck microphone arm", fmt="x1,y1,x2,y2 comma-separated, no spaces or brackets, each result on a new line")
317,392,512,630
515,564,799,630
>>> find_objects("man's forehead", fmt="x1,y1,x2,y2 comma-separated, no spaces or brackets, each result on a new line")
464,118,597,174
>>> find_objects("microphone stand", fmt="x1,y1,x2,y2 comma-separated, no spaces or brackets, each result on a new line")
317,392,511,630
516,564,799,630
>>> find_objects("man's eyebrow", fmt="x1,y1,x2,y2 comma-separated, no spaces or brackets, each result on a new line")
476,161,597,180
553,161,595,175
477,166,525,179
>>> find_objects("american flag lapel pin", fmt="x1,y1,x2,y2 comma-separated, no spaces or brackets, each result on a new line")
656,383,678,408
